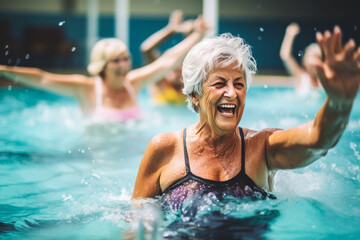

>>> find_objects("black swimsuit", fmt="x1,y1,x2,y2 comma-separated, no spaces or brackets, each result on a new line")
160,127,275,211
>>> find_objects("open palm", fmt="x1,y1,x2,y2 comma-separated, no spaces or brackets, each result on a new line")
315,26,360,102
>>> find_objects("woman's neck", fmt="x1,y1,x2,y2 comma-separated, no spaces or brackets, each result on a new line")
103,75,126,90
191,123,240,155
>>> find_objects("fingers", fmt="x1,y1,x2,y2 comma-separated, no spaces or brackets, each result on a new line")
194,15,210,34
354,47,360,62
332,26,342,54
324,30,334,59
316,26,354,62
169,10,183,26
316,31,326,61
343,39,356,61
313,62,326,86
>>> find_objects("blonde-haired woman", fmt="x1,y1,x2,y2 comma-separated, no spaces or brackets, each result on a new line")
0,16,208,123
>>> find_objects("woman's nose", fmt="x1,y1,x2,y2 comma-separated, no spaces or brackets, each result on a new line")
224,84,236,99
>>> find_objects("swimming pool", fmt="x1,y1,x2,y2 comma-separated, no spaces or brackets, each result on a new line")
0,86,359,239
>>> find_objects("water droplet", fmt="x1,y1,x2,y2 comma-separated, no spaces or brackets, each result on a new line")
354,25,358,31
25,54,30,59
5,45,9,49
264,84,268,88
297,50,303,57
7,59,12,64
257,36,262,41
5,50,9,56
58,21,65,26
259,27,264,32
16,58,21,65
314,27,317,32
71,47,76,52
8,85,12,91
81,149,85,153
68,150,72,153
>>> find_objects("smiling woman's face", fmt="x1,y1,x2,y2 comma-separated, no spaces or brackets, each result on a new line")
193,64,247,134
104,52,132,79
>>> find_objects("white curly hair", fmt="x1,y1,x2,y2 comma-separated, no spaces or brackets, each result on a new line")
182,33,257,112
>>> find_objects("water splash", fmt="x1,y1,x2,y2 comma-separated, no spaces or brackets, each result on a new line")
350,142,360,160
59,21,65,26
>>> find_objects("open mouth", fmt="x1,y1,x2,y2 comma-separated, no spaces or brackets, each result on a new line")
217,104,236,116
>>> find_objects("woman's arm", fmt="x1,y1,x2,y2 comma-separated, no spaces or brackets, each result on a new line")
280,23,306,79
0,65,91,97
140,10,184,64
132,133,173,200
127,15,208,91
267,26,360,170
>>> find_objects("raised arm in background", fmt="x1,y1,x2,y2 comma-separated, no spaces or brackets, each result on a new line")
128,15,208,91
0,65,91,98
141,10,194,64
268,26,360,170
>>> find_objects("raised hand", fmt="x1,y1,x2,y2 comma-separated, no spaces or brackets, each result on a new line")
193,15,209,36
178,20,194,35
314,26,360,103
168,10,183,32
286,23,300,37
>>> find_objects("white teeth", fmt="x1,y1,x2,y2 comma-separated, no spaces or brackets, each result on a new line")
222,112,233,116
219,104,235,108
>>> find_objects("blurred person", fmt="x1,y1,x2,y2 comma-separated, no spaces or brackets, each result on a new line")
140,10,194,105
0,15,208,123
280,23,322,97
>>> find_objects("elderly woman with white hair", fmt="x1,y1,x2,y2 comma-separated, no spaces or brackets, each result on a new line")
132,27,360,211
0,16,208,123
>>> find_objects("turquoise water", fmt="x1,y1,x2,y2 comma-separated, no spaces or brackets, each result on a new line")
0,86,359,239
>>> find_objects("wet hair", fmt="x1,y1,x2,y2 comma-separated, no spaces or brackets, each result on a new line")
182,33,257,112
87,38,129,77
302,43,322,66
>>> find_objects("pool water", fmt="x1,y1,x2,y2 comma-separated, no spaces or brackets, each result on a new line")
0,86,359,239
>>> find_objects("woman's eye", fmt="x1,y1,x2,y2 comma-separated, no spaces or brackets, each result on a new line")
235,83,244,88
213,82,225,87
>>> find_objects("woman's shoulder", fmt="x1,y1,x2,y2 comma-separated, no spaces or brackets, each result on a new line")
148,129,183,152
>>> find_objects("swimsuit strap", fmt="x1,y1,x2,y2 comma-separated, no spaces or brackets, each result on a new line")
183,128,245,175
183,128,191,174
94,77,103,107
239,127,246,173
